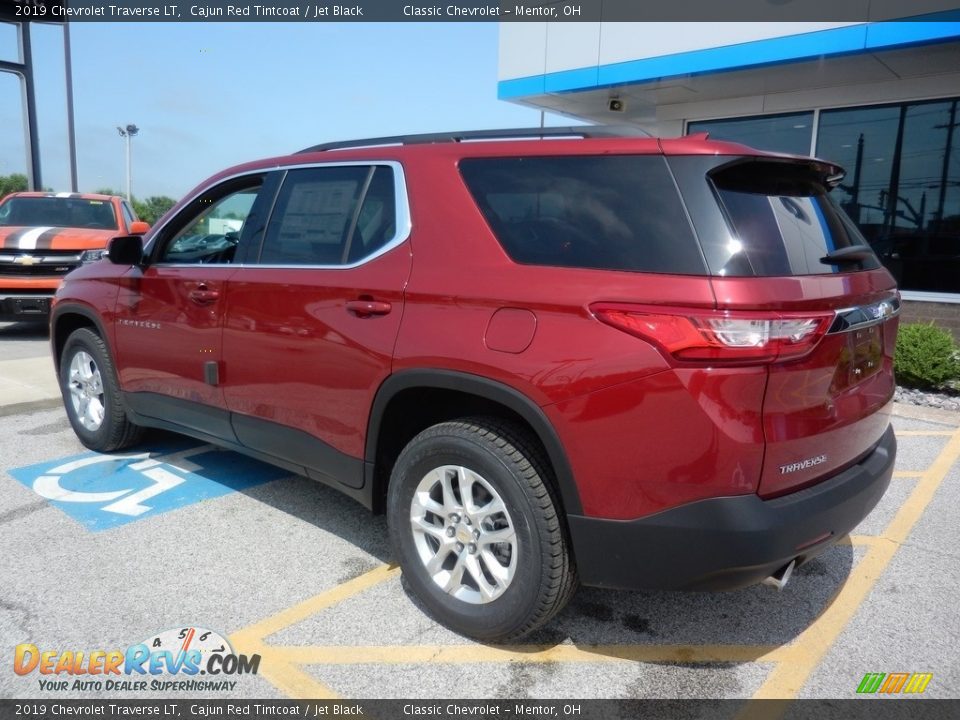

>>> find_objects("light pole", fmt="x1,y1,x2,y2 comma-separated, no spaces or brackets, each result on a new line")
64,22,78,192
116,124,139,201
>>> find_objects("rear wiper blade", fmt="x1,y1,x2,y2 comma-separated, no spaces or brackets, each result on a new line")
820,246,875,265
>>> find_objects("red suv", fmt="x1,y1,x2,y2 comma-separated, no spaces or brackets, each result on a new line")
50,127,898,640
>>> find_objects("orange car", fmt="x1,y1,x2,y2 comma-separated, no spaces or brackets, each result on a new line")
0,192,148,322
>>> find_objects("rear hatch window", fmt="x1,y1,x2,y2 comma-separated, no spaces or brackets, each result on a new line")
459,155,706,275
673,157,881,277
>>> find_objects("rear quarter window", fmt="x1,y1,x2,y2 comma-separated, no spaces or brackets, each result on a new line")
459,155,705,275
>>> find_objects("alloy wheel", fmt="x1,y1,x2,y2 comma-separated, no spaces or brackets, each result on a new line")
409,464,518,604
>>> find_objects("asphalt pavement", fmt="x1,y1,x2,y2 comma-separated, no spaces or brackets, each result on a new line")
1,321,958,709
0,322,59,413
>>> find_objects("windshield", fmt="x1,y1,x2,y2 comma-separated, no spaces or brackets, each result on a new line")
0,197,118,230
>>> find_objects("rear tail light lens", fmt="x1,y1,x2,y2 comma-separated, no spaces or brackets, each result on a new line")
591,304,832,364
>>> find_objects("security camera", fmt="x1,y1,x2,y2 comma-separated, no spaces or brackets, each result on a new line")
608,98,625,112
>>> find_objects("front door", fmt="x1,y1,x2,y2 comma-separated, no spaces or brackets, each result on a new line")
114,174,271,439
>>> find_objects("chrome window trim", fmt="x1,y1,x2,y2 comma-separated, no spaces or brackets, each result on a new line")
827,295,901,334
147,160,411,270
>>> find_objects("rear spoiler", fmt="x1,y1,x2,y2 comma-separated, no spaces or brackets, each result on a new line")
708,156,847,193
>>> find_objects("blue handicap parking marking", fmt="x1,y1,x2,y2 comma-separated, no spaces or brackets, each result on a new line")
9,439,289,532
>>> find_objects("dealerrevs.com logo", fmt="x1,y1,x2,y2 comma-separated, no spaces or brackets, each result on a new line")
14,627,260,693
857,672,933,695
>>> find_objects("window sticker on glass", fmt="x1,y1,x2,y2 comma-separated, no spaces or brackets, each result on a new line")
277,180,361,248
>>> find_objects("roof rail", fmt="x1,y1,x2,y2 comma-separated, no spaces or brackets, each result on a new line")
297,125,651,153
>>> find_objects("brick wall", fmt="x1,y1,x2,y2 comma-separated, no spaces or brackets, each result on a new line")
900,301,960,339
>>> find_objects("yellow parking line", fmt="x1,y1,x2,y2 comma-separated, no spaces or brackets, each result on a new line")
239,639,340,700
884,429,960,540
743,427,960,714
266,661,339,700
231,564,399,644
234,424,960,704
268,643,786,666
230,564,400,699
231,559,786,699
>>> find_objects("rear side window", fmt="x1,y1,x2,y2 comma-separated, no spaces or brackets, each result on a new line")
709,160,880,276
259,165,397,266
459,156,705,275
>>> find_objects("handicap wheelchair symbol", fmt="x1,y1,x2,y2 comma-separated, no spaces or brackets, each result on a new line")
10,442,288,531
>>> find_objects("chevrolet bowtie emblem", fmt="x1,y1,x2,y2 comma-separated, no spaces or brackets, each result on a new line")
13,254,39,266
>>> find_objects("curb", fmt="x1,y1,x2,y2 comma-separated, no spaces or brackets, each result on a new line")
891,401,960,427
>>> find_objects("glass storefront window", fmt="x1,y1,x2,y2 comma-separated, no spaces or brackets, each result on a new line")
818,99,960,293
687,112,814,156
687,99,960,294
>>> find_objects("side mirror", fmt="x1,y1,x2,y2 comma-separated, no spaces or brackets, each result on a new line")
107,235,145,266
128,221,151,235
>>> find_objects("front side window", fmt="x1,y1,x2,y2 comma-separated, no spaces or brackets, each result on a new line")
257,165,397,266
158,181,262,264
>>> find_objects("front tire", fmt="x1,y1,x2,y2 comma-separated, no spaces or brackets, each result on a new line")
60,327,143,452
387,418,577,641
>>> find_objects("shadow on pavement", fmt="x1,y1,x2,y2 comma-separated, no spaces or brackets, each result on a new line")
0,320,49,339
88,430,858,662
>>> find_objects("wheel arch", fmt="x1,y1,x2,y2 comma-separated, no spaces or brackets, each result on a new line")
366,370,582,516
51,304,112,375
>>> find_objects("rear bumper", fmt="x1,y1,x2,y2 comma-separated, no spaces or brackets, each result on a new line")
0,293,53,322
569,424,895,591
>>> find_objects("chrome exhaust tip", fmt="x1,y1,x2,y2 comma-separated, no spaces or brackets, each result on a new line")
762,560,795,591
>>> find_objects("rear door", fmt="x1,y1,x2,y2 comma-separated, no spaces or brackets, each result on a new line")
220,162,412,487
671,156,899,498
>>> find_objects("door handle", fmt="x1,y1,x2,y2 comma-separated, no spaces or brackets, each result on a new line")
345,299,392,317
188,285,220,305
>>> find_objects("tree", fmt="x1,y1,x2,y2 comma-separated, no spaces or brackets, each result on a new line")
91,189,177,225
132,196,177,225
0,173,28,199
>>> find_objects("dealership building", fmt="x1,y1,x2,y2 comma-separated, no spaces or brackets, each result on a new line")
498,14,960,329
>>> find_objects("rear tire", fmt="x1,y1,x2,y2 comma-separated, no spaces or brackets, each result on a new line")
60,327,143,452
387,417,577,641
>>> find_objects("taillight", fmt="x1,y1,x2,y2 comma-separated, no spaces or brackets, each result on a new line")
591,303,833,364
